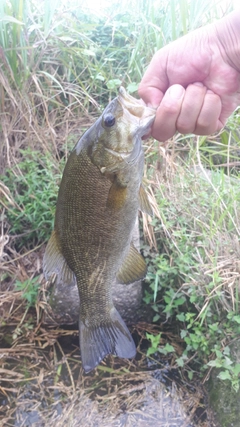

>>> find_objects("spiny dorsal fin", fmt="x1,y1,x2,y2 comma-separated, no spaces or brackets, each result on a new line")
116,243,147,285
139,184,153,216
43,230,76,285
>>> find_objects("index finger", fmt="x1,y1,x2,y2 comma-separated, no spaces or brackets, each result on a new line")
138,54,169,107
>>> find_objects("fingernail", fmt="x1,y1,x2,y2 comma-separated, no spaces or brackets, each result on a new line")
167,85,184,100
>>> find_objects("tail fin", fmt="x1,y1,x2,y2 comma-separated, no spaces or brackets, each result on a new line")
79,307,136,373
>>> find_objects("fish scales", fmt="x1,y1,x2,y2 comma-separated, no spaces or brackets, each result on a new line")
43,87,156,373
57,149,138,317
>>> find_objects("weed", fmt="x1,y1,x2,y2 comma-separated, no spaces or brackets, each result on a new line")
1,149,64,247
208,346,240,392
143,157,240,391
15,276,40,308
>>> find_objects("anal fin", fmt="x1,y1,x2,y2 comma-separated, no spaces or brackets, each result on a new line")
116,243,147,285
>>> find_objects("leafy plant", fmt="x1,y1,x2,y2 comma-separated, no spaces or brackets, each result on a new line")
208,346,240,392
15,276,40,307
1,149,63,247
142,154,240,391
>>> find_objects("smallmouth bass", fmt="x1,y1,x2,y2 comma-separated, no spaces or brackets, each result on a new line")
43,87,155,373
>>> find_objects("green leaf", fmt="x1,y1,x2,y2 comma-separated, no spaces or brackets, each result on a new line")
174,296,186,306
208,360,223,368
176,357,184,367
177,313,185,322
180,329,187,338
233,315,240,324
153,313,160,322
153,273,159,302
2,15,24,25
95,73,105,81
146,333,161,349
106,79,122,90
164,343,175,353
223,357,233,368
233,364,240,376
127,82,139,93
217,371,231,381
147,347,157,356
159,343,175,355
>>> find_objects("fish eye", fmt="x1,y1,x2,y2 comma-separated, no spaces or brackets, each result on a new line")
103,113,115,128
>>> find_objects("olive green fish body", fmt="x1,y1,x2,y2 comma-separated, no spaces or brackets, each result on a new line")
57,146,141,311
43,87,155,373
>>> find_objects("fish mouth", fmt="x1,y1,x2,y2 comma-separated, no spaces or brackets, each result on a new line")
118,86,156,137
103,87,156,164
118,86,156,125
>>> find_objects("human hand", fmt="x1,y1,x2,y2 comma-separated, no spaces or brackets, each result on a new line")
139,10,240,142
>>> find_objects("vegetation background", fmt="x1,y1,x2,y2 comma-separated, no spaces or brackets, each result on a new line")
1,0,240,424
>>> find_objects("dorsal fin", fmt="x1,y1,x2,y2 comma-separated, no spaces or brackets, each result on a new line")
116,243,147,284
43,230,75,285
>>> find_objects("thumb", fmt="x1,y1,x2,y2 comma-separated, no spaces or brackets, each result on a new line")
138,81,164,108
138,50,169,107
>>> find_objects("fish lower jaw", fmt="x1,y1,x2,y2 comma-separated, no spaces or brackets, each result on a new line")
105,147,131,159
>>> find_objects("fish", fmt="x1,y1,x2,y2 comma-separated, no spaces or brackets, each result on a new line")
43,87,156,373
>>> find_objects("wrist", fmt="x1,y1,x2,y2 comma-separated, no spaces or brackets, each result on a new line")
214,10,240,73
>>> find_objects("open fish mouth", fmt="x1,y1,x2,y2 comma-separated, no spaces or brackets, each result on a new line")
118,86,156,122
117,86,156,138
101,87,156,165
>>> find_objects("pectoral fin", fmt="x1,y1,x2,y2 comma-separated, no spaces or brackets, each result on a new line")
139,184,153,216
106,181,127,210
43,230,76,285
116,243,147,284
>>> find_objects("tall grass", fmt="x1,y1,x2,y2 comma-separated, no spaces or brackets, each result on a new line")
0,0,237,246
0,0,233,100
0,0,234,167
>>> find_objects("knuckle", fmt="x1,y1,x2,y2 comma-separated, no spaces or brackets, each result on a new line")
162,102,181,116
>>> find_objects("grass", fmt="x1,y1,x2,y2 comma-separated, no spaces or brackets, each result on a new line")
0,0,240,424
1,149,63,248
142,129,240,389
0,0,233,165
